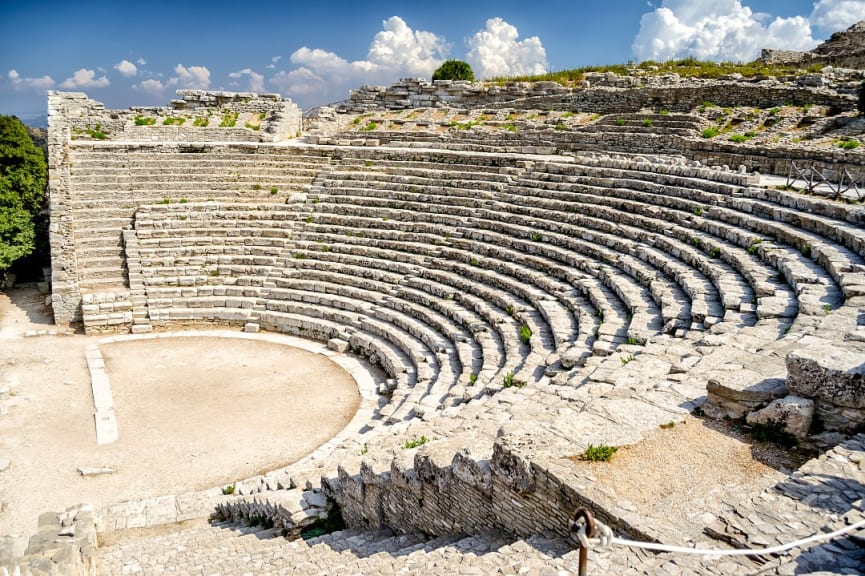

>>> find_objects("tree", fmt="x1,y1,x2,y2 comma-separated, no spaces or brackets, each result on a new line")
0,115,47,272
432,60,474,82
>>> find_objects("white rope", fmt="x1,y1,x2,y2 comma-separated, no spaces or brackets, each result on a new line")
574,517,865,557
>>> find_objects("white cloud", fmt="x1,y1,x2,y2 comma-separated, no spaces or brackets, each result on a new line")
59,68,110,89
268,16,447,105
631,0,865,63
137,57,147,66
810,0,865,32
114,59,137,77
632,1,816,62
228,68,265,92
466,17,548,79
266,55,282,69
134,78,165,94
169,64,210,89
7,69,55,91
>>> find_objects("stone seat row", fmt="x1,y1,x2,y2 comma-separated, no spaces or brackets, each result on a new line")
313,190,720,337
514,169,850,309
134,208,554,392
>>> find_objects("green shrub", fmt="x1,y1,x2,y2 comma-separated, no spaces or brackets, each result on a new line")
728,134,748,143
222,483,236,495
642,118,654,127
163,117,186,126
134,115,156,126
432,60,474,82
838,139,860,150
583,443,618,462
468,373,477,386
252,183,262,191
747,238,762,255
360,121,378,131
554,123,566,130
270,187,278,195
531,232,543,241
659,109,670,115
693,207,702,216
709,246,721,258
615,118,625,126
701,127,719,138
800,243,811,257
193,116,209,127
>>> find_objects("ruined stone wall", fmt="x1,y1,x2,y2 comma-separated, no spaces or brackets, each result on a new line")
58,90,302,144
342,77,856,114
324,429,666,545
47,92,84,324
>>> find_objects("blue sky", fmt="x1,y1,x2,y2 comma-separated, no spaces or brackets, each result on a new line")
2,0,864,119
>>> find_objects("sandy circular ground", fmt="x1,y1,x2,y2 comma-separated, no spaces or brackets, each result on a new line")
0,288,359,535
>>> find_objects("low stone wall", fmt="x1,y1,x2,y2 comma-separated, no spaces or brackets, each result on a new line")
342,77,856,115
324,427,666,545
0,505,96,576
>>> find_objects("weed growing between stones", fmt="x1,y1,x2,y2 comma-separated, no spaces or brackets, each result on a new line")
468,373,477,386
134,115,156,126
502,371,526,388
222,483,236,495
403,435,432,449
701,127,719,138
620,354,634,366
748,238,762,255
519,324,532,345
583,443,618,462
660,421,676,429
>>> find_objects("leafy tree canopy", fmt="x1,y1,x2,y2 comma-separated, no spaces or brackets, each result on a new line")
0,115,47,272
432,60,475,82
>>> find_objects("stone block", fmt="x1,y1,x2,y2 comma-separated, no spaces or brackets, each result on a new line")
786,344,865,409
746,395,815,439
243,322,260,333
704,369,787,419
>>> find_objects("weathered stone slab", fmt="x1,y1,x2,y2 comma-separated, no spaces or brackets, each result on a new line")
746,395,814,439
703,369,787,419
786,344,865,409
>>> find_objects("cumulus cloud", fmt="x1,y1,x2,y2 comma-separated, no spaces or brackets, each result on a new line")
59,68,110,89
169,64,210,89
466,18,548,79
266,55,282,70
134,78,165,94
136,57,147,66
810,0,865,32
7,69,55,91
228,68,265,92
269,16,447,105
632,0,865,63
114,59,137,77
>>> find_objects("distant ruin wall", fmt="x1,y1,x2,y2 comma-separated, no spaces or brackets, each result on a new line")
342,77,856,115
56,89,302,144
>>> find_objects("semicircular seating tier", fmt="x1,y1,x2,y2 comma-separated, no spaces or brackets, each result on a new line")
68,143,864,427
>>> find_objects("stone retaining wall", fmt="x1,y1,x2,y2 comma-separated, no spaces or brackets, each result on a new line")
342,77,856,115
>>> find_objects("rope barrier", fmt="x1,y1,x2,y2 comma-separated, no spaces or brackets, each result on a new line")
573,512,865,557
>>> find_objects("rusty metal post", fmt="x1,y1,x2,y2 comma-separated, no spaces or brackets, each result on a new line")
572,508,597,576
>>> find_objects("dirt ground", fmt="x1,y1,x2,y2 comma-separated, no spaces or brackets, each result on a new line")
570,414,805,533
0,287,359,535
